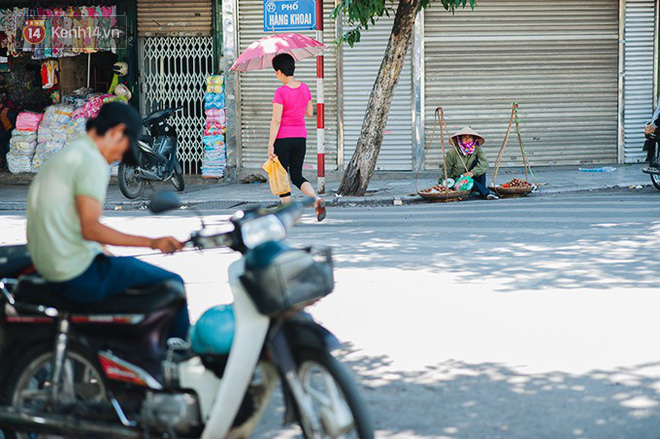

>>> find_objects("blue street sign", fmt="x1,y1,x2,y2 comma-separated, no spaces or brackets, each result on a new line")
264,0,316,32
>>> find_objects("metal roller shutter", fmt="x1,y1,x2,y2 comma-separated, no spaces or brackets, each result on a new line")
623,0,656,163
236,0,338,169
342,13,414,171
423,0,619,168
138,0,212,36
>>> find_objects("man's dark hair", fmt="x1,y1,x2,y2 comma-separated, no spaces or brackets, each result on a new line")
272,53,295,77
86,102,141,137
86,102,142,165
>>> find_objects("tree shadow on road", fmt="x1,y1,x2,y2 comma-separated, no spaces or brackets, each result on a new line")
255,346,660,438
292,193,660,292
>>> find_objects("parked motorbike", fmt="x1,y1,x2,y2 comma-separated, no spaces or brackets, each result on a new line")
0,194,374,438
118,107,185,199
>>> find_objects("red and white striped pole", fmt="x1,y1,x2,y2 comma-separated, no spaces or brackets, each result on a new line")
315,0,325,194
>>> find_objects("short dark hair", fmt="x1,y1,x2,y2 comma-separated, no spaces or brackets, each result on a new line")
86,102,142,165
272,53,295,76
86,102,141,138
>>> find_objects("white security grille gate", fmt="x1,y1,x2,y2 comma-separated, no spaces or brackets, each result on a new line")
342,13,414,171
138,36,214,174
236,0,338,169
623,0,657,163
423,0,619,168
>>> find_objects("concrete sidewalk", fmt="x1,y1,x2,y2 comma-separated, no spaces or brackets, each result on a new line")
0,164,652,211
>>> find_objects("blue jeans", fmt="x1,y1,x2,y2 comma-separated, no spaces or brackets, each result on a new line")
52,254,190,339
472,173,492,198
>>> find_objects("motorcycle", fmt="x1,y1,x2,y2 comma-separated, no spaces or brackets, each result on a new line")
641,116,660,191
0,194,374,438
118,107,186,199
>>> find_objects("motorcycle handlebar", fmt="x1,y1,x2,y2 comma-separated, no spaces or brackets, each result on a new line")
188,199,313,251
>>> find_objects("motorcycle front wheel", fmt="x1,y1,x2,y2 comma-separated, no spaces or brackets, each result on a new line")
118,162,145,199
2,344,108,439
294,350,374,439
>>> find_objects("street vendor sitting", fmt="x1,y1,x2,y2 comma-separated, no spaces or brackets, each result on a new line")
442,126,499,200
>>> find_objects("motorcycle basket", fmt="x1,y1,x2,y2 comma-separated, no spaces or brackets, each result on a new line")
240,247,334,316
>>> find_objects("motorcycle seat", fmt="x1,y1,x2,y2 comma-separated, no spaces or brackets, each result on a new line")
142,109,170,127
13,276,185,315
0,245,33,278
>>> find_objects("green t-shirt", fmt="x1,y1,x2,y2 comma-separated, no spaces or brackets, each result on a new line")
27,136,110,282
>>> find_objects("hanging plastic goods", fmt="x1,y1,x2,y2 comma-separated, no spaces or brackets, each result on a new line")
491,102,537,197
204,92,225,110
415,107,472,201
1,5,117,59
206,75,224,93
205,109,226,124
41,60,59,89
201,135,227,178
202,75,228,178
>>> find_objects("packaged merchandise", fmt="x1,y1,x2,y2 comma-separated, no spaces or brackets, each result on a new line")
15,111,44,131
6,154,32,174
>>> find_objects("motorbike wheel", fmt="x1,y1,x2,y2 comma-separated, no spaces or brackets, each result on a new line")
293,350,374,439
2,344,107,439
171,166,185,192
118,162,145,199
651,173,660,191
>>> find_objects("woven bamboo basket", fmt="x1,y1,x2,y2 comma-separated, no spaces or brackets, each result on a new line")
491,185,533,196
491,103,537,198
418,189,472,201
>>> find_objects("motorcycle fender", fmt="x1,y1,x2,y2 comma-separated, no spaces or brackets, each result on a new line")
283,312,341,354
174,159,183,175
279,313,341,424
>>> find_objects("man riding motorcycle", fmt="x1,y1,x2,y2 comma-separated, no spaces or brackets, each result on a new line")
644,101,660,167
25,102,189,339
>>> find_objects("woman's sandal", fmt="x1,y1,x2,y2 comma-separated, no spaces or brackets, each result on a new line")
315,199,326,222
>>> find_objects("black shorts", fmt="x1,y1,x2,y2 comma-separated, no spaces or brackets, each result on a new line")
274,137,308,195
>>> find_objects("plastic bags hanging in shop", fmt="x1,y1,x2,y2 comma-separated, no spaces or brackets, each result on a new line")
262,157,291,196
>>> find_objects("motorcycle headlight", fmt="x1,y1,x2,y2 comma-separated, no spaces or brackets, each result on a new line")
241,215,287,249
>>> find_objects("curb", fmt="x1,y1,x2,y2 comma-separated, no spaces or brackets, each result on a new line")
0,184,653,212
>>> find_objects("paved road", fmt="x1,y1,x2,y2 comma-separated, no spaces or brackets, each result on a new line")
1,188,660,438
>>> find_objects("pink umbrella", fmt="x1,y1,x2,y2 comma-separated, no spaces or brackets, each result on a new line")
230,33,326,72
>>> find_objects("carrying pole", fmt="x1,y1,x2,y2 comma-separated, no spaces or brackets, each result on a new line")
315,0,325,194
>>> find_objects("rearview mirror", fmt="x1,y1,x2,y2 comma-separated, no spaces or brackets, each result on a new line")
149,191,182,214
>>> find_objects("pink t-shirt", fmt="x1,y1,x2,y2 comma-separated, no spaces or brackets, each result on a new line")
273,82,312,139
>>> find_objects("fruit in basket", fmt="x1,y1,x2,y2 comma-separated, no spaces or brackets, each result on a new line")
420,184,457,194
502,178,531,188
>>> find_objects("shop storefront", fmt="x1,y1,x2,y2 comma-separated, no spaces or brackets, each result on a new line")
423,0,621,168
234,0,338,170
227,0,658,171
136,0,217,175
0,1,131,174
342,12,415,171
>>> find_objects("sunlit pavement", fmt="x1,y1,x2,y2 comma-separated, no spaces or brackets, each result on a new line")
2,188,660,438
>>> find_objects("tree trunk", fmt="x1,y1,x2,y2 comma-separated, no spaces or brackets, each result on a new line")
337,0,422,196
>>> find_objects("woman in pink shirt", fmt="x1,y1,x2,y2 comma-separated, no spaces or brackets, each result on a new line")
268,53,326,221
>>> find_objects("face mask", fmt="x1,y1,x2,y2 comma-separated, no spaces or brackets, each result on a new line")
458,138,477,155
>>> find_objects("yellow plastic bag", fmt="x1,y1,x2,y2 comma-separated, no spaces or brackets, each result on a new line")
261,157,291,196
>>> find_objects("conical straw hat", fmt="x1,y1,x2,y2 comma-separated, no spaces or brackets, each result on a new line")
451,126,485,146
